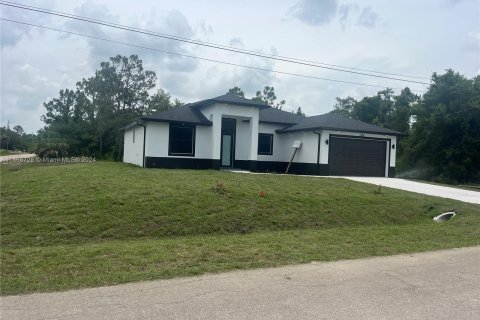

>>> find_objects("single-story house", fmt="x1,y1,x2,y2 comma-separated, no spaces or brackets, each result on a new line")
123,93,403,177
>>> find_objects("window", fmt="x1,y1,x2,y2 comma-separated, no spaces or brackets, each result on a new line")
132,129,135,143
169,123,195,156
258,133,273,155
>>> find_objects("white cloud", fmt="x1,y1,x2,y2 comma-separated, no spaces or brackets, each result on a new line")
163,46,278,102
0,0,54,48
1,58,56,132
289,1,380,29
229,37,244,48
61,2,199,74
290,0,338,26
356,6,379,29
1,0,478,132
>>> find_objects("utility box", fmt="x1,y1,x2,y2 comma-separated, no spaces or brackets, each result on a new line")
292,140,302,148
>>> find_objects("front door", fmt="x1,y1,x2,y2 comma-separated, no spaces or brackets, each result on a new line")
221,118,236,168
221,134,233,167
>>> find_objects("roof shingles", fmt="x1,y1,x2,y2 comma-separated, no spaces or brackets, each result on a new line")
141,94,402,136
277,113,403,136
190,93,270,109
141,104,212,125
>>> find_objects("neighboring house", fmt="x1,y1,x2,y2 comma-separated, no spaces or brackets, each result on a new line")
123,93,403,177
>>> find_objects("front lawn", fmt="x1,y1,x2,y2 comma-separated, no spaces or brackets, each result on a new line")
1,162,479,295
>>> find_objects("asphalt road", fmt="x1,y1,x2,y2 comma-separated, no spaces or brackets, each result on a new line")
1,247,479,320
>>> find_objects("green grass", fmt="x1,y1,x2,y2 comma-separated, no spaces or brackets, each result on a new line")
1,162,479,295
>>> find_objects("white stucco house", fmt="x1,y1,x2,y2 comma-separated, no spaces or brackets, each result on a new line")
123,93,402,177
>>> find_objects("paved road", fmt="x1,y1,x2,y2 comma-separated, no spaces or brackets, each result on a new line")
342,177,480,204
2,247,479,320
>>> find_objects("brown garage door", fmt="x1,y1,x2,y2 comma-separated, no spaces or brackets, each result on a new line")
329,136,387,177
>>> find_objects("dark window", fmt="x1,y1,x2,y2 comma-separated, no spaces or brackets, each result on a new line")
258,133,273,155
132,129,135,143
169,123,195,156
222,118,236,133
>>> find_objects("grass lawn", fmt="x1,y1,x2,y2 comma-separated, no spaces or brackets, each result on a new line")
1,162,479,295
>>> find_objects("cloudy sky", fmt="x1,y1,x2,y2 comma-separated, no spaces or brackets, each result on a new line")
1,0,479,133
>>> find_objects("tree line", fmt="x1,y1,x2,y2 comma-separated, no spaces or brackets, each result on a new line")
1,54,478,183
330,70,480,183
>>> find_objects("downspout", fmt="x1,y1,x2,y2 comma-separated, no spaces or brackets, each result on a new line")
136,120,146,168
314,130,321,175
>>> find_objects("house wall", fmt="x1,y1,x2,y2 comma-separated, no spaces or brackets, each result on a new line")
257,124,320,163
123,104,397,177
144,121,213,159
235,119,252,160
254,124,320,174
257,123,287,162
123,126,144,167
276,131,319,163
145,122,169,158
141,103,259,169
199,103,260,161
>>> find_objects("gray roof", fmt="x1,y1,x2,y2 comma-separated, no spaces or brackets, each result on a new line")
259,107,305,125
139,93,269,126
137,94,402,136
190,93,270,109
277,112,403,136
141,104,212,125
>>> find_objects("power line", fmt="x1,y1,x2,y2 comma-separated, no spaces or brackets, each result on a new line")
0,0,431,85
1,18,427,93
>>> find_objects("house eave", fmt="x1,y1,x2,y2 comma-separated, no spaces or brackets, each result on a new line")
140,117,213,126
259,120,298,126
192,100,270,110
120,119,145,131
276,126,405,136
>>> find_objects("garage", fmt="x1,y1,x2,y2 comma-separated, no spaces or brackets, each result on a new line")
328,136,388,177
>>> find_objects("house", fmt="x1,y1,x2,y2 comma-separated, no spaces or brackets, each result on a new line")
123,93,402,177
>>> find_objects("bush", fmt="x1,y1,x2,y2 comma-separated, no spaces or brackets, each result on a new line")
35,143,69,158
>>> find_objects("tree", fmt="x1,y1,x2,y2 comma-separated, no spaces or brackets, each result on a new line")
332,88,412,133
227,86,245,97
228,85,291,110
252,86,286,109
346,89,394,127
87,55,157,157
172,98,184,108
296,107,306,116
389,88,419,133
332,97,357,117
400,70,480,182
40,54,181,159
147,89,173,114
12,125,24,135
0,125,35,151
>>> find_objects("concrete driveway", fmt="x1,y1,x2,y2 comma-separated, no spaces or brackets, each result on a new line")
342,177,480,204
1,247,479,320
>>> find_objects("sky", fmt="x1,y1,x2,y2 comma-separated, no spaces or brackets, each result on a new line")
1,0,479,133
